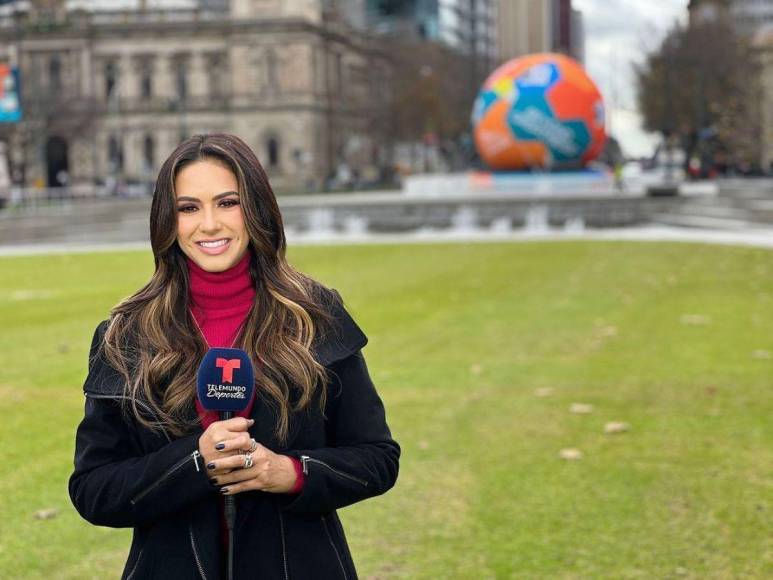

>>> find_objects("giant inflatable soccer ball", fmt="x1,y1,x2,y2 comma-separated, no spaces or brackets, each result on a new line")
472,53,606,170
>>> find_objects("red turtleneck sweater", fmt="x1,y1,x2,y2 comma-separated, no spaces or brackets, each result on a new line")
187,251,304,493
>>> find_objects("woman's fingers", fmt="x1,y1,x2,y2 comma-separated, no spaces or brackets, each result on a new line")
208,449,261,472
213,463,260,486
210,450,296,494
209,418,254,445
219,480,257,495
217,417,254,432
212,432,252,453
198,418,254,466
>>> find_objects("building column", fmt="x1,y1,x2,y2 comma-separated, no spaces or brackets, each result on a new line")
189,52,208,103
121,53,138,101
155,55,174,101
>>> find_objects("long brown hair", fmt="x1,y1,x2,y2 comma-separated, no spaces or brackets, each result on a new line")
102,133,335,442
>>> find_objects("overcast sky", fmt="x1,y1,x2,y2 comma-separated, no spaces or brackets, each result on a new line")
573,0,689,157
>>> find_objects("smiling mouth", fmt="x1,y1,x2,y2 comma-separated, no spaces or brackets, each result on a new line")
196,239,230,248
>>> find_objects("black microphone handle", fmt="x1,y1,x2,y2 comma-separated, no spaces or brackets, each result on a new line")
220,411,236,580
221,409,236,526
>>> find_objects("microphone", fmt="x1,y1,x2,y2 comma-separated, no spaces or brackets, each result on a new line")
196,347,255,419
196,347,255,580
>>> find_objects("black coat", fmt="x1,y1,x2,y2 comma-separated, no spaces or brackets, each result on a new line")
68,292,400,580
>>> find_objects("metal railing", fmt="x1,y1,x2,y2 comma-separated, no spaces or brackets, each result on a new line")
0,183,152,214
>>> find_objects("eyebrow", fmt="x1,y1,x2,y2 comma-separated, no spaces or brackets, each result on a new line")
176,191,239,202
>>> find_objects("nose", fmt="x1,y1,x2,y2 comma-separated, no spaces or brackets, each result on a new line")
198,206,221,234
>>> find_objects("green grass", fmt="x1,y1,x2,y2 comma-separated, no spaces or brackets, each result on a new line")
0,241,771,579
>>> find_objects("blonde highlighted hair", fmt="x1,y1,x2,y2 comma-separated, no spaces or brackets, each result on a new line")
103,133,336,442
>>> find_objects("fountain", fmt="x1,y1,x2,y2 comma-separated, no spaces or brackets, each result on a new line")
524,205,549,233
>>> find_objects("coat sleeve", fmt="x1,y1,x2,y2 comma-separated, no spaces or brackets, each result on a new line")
278,349,400,515
68,322,216,528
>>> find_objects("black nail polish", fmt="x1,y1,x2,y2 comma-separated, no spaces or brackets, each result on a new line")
220,487,229,494
215,443,225,450
207,462,216,470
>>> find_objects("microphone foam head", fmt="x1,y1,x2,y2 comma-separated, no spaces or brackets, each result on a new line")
196,348,255,412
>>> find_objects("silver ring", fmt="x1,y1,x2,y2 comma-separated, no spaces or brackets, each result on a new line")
243,453,253,469
248,439,258,453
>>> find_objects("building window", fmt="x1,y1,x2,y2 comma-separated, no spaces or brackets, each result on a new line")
207,53,227,99
175,58,188,102
108,135,123,172
266,135,280,168
49,56,61,91
140,61,153,100
143,134,154,172
105,62,118,100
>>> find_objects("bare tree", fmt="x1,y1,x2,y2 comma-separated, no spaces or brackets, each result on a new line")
635,17,762,173
378,36,478,147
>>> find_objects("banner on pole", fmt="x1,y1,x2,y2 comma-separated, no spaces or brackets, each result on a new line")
0,64,22,123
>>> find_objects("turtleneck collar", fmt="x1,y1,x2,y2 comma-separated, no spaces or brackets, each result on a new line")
186,250,255,312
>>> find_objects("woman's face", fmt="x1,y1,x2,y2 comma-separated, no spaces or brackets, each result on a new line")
174,158,250,272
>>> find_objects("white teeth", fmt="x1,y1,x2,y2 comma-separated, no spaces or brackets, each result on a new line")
198,239,229,248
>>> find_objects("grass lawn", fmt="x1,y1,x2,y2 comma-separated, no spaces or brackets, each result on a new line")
0,241,771,579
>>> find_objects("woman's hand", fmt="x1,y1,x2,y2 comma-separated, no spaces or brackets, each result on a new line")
198,417,255,476
208,441,298,495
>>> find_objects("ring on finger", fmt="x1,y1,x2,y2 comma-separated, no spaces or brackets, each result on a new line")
248,438,258,453
243,453,253,469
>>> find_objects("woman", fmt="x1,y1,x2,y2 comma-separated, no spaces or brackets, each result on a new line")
69,133,400,580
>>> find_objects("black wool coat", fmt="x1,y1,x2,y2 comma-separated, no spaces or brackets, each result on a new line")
69,291,400,580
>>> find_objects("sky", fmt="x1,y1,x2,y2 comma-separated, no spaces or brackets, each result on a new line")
573,0,689,157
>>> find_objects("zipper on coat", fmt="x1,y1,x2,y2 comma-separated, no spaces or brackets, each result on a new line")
130,450,201,505
322,515,349,580
299,455,369,487
189,524,208,580
85,392,209,580
276,504,290,580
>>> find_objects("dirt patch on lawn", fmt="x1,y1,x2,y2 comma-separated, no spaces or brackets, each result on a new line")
0,384,27,404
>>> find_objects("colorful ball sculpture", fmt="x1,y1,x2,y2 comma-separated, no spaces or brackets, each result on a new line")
472,53,606,170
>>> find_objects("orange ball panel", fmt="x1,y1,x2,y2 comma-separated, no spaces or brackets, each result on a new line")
474,100,548,169
475,53,606,169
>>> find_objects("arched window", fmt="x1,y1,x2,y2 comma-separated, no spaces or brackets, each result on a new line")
266,135,280,169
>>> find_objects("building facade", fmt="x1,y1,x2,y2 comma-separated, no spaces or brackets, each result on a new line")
730,0,773,35
570,6,584,64
365,0,497,69
0,0,391,191
689,0,773,35
496,0,552,63
494,0,583,66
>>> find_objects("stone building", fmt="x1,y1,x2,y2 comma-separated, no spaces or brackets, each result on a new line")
0,0,391,192
496,0,552,63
